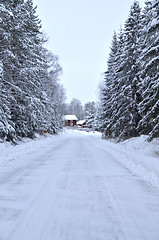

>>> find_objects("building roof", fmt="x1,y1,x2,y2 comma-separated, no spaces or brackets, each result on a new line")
77,120,86,125
64,115,78,120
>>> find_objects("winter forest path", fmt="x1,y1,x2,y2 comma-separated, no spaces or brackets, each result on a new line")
0,130,159,240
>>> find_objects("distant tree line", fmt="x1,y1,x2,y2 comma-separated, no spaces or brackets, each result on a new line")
98,0,159,141
0,0,66,143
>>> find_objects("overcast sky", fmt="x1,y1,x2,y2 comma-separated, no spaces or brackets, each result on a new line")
33,0,146,104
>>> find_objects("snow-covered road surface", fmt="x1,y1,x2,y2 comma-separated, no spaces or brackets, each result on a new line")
0,130,159,240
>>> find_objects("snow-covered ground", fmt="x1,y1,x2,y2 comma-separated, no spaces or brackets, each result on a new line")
0,129,159,239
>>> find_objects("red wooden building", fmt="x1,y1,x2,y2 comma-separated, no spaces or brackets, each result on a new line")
64,115,78,127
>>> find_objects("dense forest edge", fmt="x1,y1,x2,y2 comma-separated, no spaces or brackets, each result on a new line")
96,0,159,142
0,0,66,143
0,0,159,143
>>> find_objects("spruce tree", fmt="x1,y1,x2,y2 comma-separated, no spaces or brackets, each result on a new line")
138,0,159,140
0,1,16,142
116,1,142,139
84,102,96,128
100,32,118,134
108,28,126,139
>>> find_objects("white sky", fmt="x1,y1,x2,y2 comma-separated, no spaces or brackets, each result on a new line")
32,0,146,104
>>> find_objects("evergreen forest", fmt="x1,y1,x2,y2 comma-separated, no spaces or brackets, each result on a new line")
0,0,66,143
98,0,159,141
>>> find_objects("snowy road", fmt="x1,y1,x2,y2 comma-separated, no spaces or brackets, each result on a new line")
0,130,159,240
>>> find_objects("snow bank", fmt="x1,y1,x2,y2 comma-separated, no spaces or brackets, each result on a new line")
102,135,159,188
0,133,63,166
